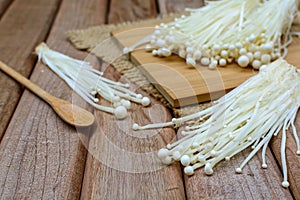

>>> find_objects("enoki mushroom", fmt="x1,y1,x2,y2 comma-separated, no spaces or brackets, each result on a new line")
133,59,300,188
35,43,150,119
124,0,299,69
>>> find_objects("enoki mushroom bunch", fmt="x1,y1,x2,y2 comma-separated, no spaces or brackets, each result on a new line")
35,43,150,119
125,0,299,69
133,59,300,187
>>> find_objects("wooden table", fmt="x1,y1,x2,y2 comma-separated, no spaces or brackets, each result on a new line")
0,0,299,199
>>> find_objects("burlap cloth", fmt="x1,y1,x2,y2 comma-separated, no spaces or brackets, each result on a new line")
66,15,211,118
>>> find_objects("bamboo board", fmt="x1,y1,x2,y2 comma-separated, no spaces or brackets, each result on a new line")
113,26,300,107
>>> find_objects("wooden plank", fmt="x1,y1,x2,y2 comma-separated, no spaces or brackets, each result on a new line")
270,111,300,200
158,0,204,15
114,27,256,107
80,1,186,199
108,0,157,23
155,1,294,199
81,69,185,199
182,139,293,199
115,26,300,107
0,0,12,17
0,0,61,143
0,0,106,199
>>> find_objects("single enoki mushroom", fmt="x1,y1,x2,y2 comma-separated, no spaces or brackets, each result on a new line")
133,59,300,187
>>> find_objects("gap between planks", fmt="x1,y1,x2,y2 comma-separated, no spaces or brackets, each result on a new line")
0,0,61,144
0,0,13,18
0,0,105,199
79,0,186,199
112,0,296,199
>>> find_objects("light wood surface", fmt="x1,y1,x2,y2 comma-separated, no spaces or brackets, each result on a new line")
115,27,256,107
115,25,300,107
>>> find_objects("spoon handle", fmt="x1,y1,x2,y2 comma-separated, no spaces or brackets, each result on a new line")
0,61,53,104
0,60,95,127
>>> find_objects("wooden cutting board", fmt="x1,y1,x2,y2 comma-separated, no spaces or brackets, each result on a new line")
113,26,300,107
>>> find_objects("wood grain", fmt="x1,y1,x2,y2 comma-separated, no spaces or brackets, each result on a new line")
115,27,256,107
0,60,95,127
181,132,293,199
158,0,204,14
81,70,185,199
108,0,157,23
115,4,300,108
0,0,106,199
270,110,300,200
80,1,186,199
175,125,294,199
0,0,61,144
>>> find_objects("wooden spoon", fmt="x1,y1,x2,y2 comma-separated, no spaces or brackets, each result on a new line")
0,61,94,127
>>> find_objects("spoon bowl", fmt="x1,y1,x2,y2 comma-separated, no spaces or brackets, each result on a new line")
51,97,94,127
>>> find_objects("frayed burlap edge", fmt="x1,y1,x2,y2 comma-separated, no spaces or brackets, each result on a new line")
66,16,211,119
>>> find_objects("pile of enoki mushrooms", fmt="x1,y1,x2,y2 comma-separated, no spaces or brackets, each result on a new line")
129,0,300,188
125,0,299,69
